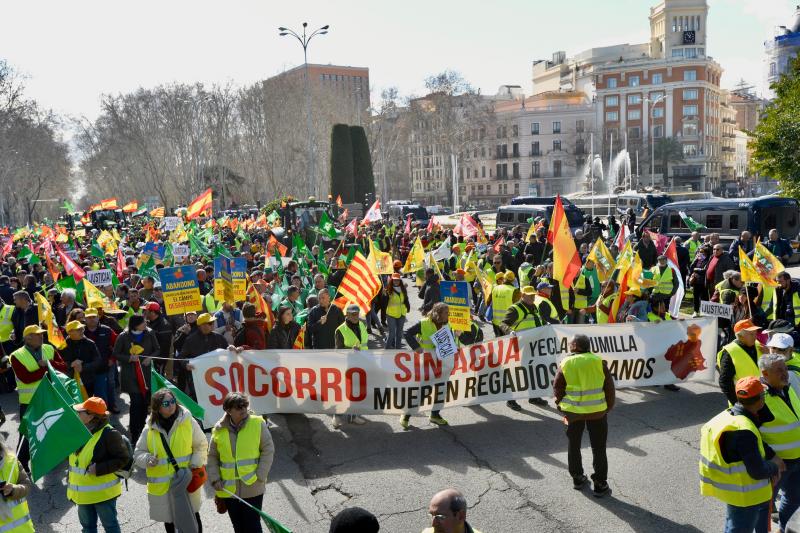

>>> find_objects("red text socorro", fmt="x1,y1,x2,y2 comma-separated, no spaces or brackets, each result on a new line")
203,362,367,405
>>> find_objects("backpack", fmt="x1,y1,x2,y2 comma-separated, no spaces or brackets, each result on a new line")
103,426,135,487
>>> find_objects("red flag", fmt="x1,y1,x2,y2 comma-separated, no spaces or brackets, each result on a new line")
426,217,434,234
46,254,60,283
345,218,358,236
493,236,505,254
57,246,86,282
361,200,382,225
647,230,669,255
453,214,479,238
547,195,581,289
267,235,287,257
335,251,381,315
0,238,12,259
338,208,349,223
616,224,630,250
404,214,412,235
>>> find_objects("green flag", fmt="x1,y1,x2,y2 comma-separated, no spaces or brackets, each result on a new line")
55,275,77,293
162,242,174,266
90,239,105,259
317,247,329,276
292,234,307,257
17,245,41,265
271,283,286,312
139,254,160,281
212,243,228,258
151,367,205,422
345,246,357,265
61,200,75,212
316,212,338,239
678,210,707,231
48,363,84,405
267,210,281,225
22,374,92,481
295,307,310,326
272,248,285,278
189,233,211,258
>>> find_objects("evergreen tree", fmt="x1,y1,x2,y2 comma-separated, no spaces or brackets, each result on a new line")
350,125,375,205
330,124,355,203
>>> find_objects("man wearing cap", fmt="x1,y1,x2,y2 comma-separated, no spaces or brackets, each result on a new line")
63,320,103,398
699,376,784,532
570,261,595,324
502,285,547,409
145,302,174,376
490,272,518,337
331,305,369,429
718,320,764,406
10,324,67,473
650,255,677,300
595,281,617,325
84,307,119,412
766,332,800,382
68,396,130,533
180,313,230,396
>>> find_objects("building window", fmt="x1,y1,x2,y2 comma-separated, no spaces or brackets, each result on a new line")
683,105,698,116
628,127,641,139
650,91,665,100
629,76,640,87
515,183,520,194
683,144,698,157
653,125,664,138
652,73,663,84
513,162,520,179
532,161,540,178
531,141,540,156
496,145,501,159
683,89,698,100
685,48,698,59
512,125,519,137
627,94,642,105
628,109,642,120
552,121,561,134
531,122,540,135
482,166,486,178
684,70,697,81
576,119,585,133
576,139,585,155
553,161,562,177
606,96,619,106
553,140,562,151
683,123,698,136
606,111,619,121
653,107,665,118
512,143,519,157
481,146,486,157
672,48,684,58
607,78,617,88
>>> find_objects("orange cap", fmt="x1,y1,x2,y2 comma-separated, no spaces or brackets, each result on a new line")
734,319,760,333
73,396,109,416
735,376,764,400
456,268,466,275
393,260,402,268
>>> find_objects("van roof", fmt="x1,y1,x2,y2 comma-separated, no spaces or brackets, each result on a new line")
498,205,548,212
658,196,798,210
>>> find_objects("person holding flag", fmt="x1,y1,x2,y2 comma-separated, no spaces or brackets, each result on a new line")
0,438,33,532
10,324,68,474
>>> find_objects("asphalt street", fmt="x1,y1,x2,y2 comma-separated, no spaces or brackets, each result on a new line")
24,267,793,533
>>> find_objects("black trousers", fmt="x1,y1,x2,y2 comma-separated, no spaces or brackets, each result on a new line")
164,513,202,533
566,415,608,483
227,494,264,533
128,392,147,445
18,404,29,472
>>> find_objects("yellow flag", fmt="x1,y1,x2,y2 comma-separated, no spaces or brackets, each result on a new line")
615,241,635,276
476,267,494,302
426,251,445,281
97,230,114,248
111,228,122,242
82,278,107,309
402,237,426,274
586,238,616,282
753,242,783,287
629,251,657,290
739,246,767,285
34,293,66,349
368,240,394,275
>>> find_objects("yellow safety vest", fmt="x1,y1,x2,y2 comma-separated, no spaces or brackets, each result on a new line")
10,344,55,405
651,266,674,296
0,453,33,533
212,415,264,498
715,280,738,305
386,291,407,319
716,342,762,384
0,304,13,343
67,425,123,505
336,322,368,349
686,239,700,262
559,352,608,414
760,386,800,460
699,411,773,507
595,294,616,324
518,266,533,288
534,295,557,323
491,284,516,326
762,285,775,319
118,306,142,330
647,312,672,322
773,290,800,327
572,275,589,310
507,302,541,331
203,292,220,314
418,318,439,351
145,417,193,496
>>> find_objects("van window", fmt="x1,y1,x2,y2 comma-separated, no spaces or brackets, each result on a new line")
729,215,739,231
498,212,514,224
517,213,529,223
669,213,688,230
705,214,722,229
761,206,799,237
646,215,662,231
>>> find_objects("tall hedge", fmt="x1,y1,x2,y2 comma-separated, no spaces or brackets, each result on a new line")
330,124,355,203
350,126,375,204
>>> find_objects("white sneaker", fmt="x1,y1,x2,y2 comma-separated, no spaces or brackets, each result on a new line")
351,415,367,425
332,414,345,429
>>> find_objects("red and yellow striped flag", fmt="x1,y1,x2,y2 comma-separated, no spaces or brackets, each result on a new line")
547,195,581,289
186,188,213,220
122,200,138,213
149,207,165,218
335,251,381,315
293,325,305,349
100,198,118,210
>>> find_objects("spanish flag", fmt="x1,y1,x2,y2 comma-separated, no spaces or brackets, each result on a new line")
122,201,138,213
186,188,213,220
546,195,581,289
100,198,118,210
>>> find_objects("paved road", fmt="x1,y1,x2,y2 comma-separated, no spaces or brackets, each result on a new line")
22,276,766,533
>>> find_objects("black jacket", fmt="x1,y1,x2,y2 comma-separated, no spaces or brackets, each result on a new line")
84,324,115,364
61,336,103,382
0,284,14,305
11,305,38,348
267,322,301,350
179,330,228,359
147,313,174,359
173,323,199,355
306,304,345,349
81,419,131,476
634,239,658,269
774,279,800,325
419,280,441,315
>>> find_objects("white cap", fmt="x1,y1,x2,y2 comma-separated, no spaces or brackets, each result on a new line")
767,332,795,350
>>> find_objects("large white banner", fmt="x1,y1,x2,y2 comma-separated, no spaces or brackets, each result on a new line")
190,319,717,427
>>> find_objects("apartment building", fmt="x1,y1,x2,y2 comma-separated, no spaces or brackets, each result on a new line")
720,90,737,192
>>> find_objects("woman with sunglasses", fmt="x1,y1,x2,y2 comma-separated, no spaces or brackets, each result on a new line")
133,388,208,533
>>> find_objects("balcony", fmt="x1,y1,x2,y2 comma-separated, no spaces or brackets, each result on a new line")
530,173,541,179
721,147,735,152
511,152,521,158
529,150,541,157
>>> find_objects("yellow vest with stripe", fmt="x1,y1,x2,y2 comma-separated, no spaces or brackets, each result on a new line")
647,311,672,322
0,453,33,533
145,417,193,496
686,239,700,262
559,352,608,414
491,284,516,326
10,344,55,405
762,285,775,319
0,304,13,342
336,321,368,349
572,275,590,310
760,386,800,460
386,291,407,319
418,318,439,351
67,425,123,505
699,411,773,507
595,294,616,324
773,290,800,326
534,295,557,323
518,266,533,288
716,342,762,384
651,266,674,296
203,292,220,314
507,302,541,331
212,415,264,498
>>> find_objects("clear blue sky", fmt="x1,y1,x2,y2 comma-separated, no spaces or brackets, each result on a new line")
0,0,792,121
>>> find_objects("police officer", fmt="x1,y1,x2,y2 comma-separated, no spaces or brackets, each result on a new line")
208,392,275,533
402,302,452,429
333,305,369,428
718,320,764,406
501,286,546,410
650,255,677,300
553,334,615,497
699,376,784,533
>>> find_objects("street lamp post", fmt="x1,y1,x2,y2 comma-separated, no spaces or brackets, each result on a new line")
279,22,329,199
645,94,668,188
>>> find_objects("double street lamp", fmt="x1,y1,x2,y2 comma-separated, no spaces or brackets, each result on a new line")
278,22,329,199
645,93,669,188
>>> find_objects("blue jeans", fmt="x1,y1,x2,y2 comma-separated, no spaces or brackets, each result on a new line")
777,460,800,530
93,371,110,407
386,316,405,349
77,498,121,533
725,501,769,533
